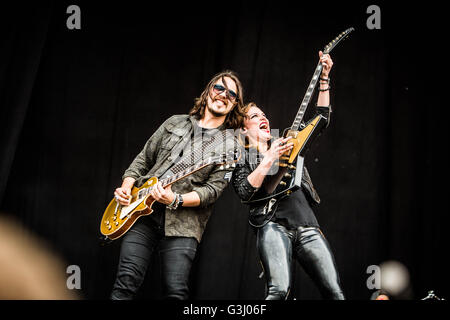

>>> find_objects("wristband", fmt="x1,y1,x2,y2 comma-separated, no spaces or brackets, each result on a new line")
167,192,180,210
178,194,184,207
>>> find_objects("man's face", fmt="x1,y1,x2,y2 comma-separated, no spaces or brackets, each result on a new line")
206,76,237,117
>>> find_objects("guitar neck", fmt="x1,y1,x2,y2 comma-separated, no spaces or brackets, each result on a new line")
157,129,238,188
290,27,354,131
160,159,212,188
290,61,323,131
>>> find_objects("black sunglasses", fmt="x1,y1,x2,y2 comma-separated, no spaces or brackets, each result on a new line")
213,84,237,101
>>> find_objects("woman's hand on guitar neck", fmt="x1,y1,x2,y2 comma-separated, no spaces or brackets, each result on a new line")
319,51,333,78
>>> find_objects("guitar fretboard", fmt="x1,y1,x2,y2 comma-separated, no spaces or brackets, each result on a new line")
136,156,218,201
290,27,354,131
291,62,323,131
160,158,212,187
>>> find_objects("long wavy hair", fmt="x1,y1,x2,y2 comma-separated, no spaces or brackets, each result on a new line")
189,70,246,129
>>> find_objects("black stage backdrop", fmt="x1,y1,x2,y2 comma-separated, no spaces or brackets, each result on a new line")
0,1,447,300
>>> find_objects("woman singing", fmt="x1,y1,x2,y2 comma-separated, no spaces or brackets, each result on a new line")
232,52,345,300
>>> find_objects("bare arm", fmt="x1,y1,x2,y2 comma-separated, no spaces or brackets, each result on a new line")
317,51,333,106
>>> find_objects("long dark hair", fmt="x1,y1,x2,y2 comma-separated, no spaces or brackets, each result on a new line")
189,70,246,129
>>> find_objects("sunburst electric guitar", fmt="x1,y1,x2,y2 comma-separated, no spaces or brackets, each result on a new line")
100,149,241,240
252,27,354,202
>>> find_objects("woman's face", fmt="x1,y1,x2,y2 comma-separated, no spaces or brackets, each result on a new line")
244,106,272,143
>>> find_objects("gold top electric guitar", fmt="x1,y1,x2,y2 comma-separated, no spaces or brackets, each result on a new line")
100,149,241,240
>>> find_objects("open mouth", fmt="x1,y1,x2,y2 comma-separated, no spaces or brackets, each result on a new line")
259,121,270,133
216,98,227,105
215,99,227,107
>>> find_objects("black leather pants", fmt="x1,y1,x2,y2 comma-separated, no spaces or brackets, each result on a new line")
257,221,345,300
110,220,197,300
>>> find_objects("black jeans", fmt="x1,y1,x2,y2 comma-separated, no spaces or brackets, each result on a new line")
110,219,198,300
257,221,345,300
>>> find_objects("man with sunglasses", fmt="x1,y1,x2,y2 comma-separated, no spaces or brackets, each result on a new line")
110,70,245,300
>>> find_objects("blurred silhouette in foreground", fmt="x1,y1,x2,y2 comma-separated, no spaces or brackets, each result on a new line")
379,260,412,299
0,215,78,299
374,260,445,300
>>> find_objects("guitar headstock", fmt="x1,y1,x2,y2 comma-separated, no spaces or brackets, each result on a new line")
323,27,354,54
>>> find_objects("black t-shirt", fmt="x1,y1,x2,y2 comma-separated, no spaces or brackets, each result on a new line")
271,187,320,229
245,147,320,230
